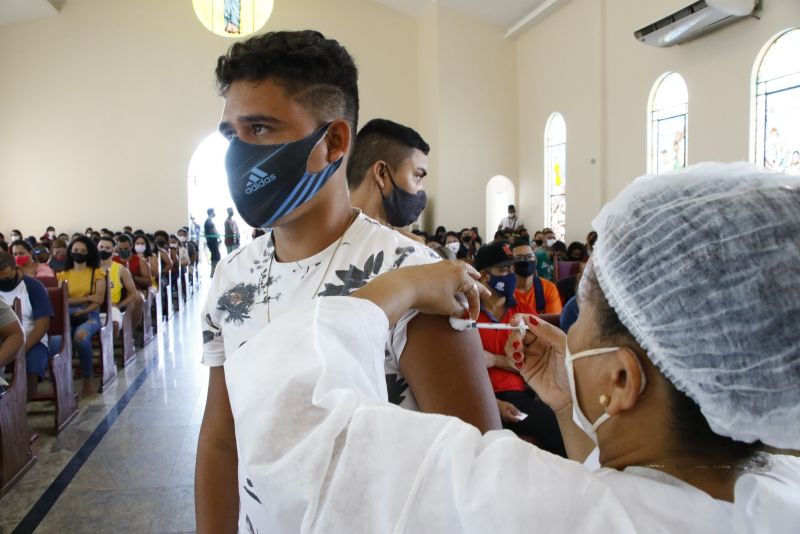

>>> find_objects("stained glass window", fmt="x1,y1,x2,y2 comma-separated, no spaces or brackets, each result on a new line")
544,113,566,241
192,0,273,38
753,28,800,174
648,73,689,174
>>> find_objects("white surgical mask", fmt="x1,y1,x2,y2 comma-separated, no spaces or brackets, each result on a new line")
134,244,146,254
565,344,646,444
446,242,460,254
546,238,556,248
178,235,187,243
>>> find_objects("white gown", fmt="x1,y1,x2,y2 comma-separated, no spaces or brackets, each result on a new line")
223,297,800,534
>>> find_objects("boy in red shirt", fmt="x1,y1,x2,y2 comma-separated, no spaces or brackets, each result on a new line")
474,241,566,456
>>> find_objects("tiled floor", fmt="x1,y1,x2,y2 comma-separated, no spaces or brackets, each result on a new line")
1,285,208,534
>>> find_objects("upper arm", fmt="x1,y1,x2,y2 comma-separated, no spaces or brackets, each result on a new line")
399,314,501,433
121,267,136,292
199,366,237,451
0,320,24,366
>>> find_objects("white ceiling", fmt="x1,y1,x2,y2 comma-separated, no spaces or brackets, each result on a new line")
0,0,58,27
373,0,550,31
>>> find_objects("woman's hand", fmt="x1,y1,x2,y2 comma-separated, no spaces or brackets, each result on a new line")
352,261,490,327
505,315,572,414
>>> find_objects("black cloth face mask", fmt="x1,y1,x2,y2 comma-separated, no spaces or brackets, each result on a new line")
514,260,536,278
380,165,427,228
225,123,343,229
0,272,21,292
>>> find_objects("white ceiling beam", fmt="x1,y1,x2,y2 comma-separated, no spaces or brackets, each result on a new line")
505,0,571,39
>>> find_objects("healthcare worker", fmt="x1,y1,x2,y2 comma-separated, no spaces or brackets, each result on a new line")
221,163,800,533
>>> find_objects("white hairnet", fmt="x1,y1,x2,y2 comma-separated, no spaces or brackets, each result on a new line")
591,162,800,449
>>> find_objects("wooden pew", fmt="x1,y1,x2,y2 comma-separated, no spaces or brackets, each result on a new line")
160,260,174,322
555,260,581,282
0,299,37,497
35,283,79,433
116,288,136,368
151,260,164,332
95,279,118,392
172,269,183,313
139,288,154,347
37,276,58,289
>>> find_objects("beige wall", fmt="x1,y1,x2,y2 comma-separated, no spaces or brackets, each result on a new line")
0,0,420,235
4,0,797,241
516,0,800,243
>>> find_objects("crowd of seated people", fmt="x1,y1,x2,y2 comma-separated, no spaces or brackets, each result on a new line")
0,224,202,397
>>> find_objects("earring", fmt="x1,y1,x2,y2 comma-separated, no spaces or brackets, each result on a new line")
599,394,610,407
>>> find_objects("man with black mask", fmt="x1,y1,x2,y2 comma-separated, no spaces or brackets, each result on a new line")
347,118,429,242
196,30,499,532
0,251,53,399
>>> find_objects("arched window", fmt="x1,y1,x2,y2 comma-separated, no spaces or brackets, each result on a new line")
485,175,515,240
648,72,688,174
544,112,566,241
753,28,800,174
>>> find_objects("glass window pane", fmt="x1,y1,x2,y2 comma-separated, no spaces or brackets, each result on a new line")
544,113,567,240
649,72,688,174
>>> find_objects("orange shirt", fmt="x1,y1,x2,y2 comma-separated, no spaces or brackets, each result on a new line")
514,277,563,315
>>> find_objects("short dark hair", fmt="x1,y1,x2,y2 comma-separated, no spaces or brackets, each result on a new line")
65,236,100,270
508,204,515,211
346,119,430,189
0,251,15,271
116,234,132,245
98,236,115,246
215,30,359,135
512,238,531,249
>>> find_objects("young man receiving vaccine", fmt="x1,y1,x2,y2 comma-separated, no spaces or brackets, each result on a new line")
195,30,500,533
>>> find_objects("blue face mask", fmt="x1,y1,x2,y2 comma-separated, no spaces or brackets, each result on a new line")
225,123,343,228
488,273,517,307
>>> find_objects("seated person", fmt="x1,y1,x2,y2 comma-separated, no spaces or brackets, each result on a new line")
132,235,157,290
40,226,56,245
0,251,53,398
567,241,587,262
0,299,25,393
473,241,565,455
49,238,68,273
98,237,142,336
113,234,152,294
10,239,55,279
55,236,106,396
211,163,800,533
552,240,568,262
444,232,464,258
346,118,429,241
511,239,562,315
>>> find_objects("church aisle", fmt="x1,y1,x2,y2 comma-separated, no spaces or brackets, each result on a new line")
1,286,208,534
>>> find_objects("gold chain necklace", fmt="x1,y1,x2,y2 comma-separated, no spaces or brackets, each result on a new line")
265,209,359,323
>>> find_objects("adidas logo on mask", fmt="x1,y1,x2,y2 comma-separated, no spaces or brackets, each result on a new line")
245,168,277,195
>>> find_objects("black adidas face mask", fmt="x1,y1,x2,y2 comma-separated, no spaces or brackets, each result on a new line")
225,124,343,229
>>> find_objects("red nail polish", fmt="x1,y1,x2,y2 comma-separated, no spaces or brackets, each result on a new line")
461,309,470,320
529,316,539,326
514,361,523,369
514,352,523,361
513,341,521,349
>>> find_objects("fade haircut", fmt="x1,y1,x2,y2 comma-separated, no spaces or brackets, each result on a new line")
215,30,359,136
346,119,430,190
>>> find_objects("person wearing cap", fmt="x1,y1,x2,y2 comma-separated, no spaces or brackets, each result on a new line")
472,241,566,454
214,163,800,532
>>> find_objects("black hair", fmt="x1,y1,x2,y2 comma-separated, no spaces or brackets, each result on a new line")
552,240,567,254
346,119,430,189
133,235,153,258
116,234,132,245
0,251,15,271
583,267,763,467
216,30,359,136
508,204,516,211
435,226,446,234
65,235,100,270
567,241,586,259
445,231,461,240
10,239,32,253
0,242,7,252
46,226,55,232
98,236,115,246
11,229,22,237
153,230,169,242
511,238,532,249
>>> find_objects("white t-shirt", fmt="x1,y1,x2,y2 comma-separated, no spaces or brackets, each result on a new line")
498,215,525,230
201,210,441,410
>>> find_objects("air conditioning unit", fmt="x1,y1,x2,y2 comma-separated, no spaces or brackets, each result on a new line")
634,0,757,47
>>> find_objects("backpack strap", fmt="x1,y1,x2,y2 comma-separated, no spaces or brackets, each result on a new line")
533,275,545,314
